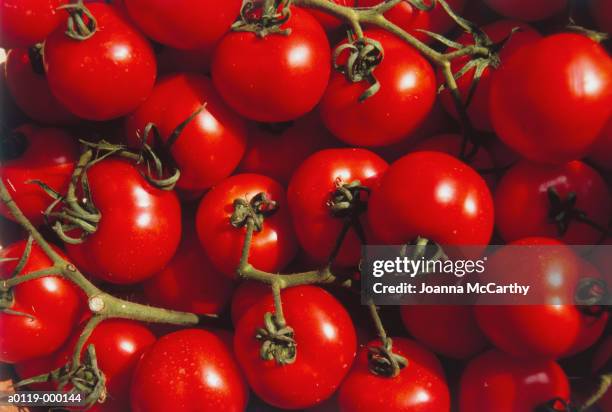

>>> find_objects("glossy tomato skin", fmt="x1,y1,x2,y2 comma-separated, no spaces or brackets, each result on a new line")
143,222,235,315
367,151,494,248
438,20,541,131
0,0,67,48
320,30,436,147
588,117,612,170
288,148,388,267
66,159,182,284
17,320,157,412
0,241,84,363
0,125,78,226
359,0,466,43
494,160,611,244
338,337,450,412
44,3,156,121
124,0,240,50
483,0,567,21
196,173,298,279
235,286,356,409
212,7,331,122
238,113,339,185
131,329,248,412
400,306,488,359
475,238,587,359
459,350,570,412
490,33,612,164
5,48,78,125
126,73,247,192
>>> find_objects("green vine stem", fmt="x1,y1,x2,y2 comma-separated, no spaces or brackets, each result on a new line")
579,373,612,412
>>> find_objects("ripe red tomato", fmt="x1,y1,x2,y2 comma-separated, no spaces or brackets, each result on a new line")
124,0,240,51
475,237,590,359
0,241,84,363
212,7,331,122
287,148,388,267
367,151,494,248
0,125,78,226
588,117,612,170
131,329,248,412
234,285,356,409
143,222,235,315
400,305,488,359
359,0,466,43
0,0,67,48
320,29,436,147
196,173,298,279
338,337,450,412
44,3,156,121
438,20,541,131
238,114,339,185
5,48,78,125
483,0,567,21
126,73,247,192
494,160,611,244
66,159,182,284
18,319,156,412
590,0,612,33
459,350,570,412
490,33,612,164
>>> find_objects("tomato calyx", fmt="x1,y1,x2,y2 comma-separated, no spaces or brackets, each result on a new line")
0,130,28,162
255,311,297,365
367,338,408,378
57,0,98,41
565,21,609,44
333,33,384,101
27,44,45,76
547,188,609,239
232,0,293,37
576,277,611,318
231,192,279,232
534,397,578,412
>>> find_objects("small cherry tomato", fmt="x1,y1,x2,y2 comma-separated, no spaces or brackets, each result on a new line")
196,173,298,279
131,329,248,412
459,350,570,412
0,125,78,226
44,3,157,120
212,7,331,122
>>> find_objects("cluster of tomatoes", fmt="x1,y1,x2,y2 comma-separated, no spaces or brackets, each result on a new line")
0,0,611,411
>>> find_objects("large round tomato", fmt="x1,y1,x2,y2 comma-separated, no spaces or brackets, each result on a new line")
438,20,541,131
474,238,593,359
131,329,248,412
367,151,494,247
19,319,156,412
588,117,612,170
400,306,488,359
66,159,182,284
0,241,84,363
320,30,436,147
287,148,388,267
126,73,247,192
5,48,78,125
44,3,156,121
212,7,331,122
490,33,612,164
338,337,450,412
0,125,78,226
196,173,297,279
495,160,611,244
235,285,356,409
483,0,567,21
238,113,339,185
459,350,570,412
359,0,466,43
0,0,67,48
143,221,235,315
124,0,240,51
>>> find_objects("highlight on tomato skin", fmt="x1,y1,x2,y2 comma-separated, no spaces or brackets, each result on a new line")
0,0,610,411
